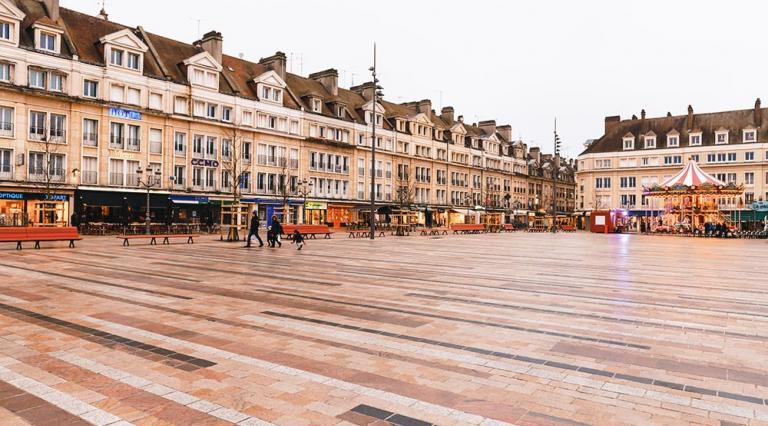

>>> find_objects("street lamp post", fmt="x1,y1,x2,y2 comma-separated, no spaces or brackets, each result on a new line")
369,43,384,240
296,178,314,224
136,166,162,235
552,118,562,233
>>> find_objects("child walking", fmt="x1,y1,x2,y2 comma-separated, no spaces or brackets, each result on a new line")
292,229,305,250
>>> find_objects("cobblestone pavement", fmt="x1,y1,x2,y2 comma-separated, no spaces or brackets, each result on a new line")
0,232,766,425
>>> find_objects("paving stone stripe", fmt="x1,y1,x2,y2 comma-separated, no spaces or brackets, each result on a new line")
259,311,768,408
0,365,129,425
0,302,216,371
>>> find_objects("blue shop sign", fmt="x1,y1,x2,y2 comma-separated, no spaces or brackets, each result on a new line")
109,107,142,121
752,201,768,212
0,192,67,201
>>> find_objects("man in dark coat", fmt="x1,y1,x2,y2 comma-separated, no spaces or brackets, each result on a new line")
269,215,283,248
244,211,263,248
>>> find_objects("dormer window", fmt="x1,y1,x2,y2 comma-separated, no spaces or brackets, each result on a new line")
38,31,55,52
190,68,218,89
0,21,11,42
644,137,656,149
690,133,702,146
110,49,123,66
743,129,757,143
260,86,281,103
312,99,322,113
667,135,679,147
127,53,140,70
622,137,634,150
715,130,728,145
336,105,345,118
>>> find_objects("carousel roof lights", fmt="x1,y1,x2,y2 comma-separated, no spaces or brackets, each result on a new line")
644,159,744,196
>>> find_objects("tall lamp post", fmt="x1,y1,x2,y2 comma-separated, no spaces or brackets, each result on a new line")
552,118,562,233
296,178,314,224
368,43,384,240
136,165,162,235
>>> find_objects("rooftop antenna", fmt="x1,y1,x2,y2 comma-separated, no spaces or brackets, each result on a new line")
350,72,356,87
439,90,443,110
98,0,109,20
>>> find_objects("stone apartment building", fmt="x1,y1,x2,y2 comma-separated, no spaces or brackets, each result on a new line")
0,0,575,228
577,101,768,215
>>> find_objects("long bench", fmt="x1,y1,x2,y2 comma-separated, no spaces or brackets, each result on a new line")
502,224,517,232
450,224,486,234
117,234,198,246
348,229,386,238
281,224,333,240
0,227,81,250
419,227,449,236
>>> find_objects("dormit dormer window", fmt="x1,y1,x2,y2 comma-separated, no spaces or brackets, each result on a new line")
643,134,656,149
689,132,702,146
32,19,63,54
743,128,757,143
0,2,24,47
622,136,634,150
261,85,282,103
312,98,322,113
336,105,346,118
666,131,679,147
715,129,729,145
0,21,12,42
38,31,55,52
100,29,148,73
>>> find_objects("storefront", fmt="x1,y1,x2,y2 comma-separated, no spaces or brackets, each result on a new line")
327,203,354,228
447,209,467,225
304,201,327,225
253,198,302,227
0,191,71,227
76,190,175,225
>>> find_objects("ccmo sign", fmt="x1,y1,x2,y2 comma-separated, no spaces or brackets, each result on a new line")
191,159,220,167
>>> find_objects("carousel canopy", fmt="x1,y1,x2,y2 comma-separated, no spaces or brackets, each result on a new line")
660,160,725,188
645,160,743,196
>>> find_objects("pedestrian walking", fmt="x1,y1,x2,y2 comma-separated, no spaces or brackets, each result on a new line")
292,229,305,250
269,215,283,248
244,211,263,248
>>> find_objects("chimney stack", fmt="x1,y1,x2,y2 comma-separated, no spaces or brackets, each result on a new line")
530,147,541,163
350,81,376,101
667,112,672,117
259,52,287,80
417,99,431,115
198,31,223,64
497,124,512,141
478,120,496,135
41,0,59,21
440,106,454,123
457,115,464,123
640,109,646,120
604,115,620,134
687,105,694,130
755,98,762,127
308,69,338,96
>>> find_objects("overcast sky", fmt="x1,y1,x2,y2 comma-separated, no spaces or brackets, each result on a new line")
65,0,765,157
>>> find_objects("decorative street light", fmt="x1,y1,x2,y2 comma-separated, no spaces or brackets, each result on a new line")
136,165,162,235
552,118,562,233
296,178,314,224
369,43,384,240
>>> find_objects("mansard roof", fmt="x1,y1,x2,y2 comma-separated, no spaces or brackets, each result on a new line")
582,105,767,155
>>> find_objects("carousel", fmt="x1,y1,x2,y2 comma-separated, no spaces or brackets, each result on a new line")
643,160,744,233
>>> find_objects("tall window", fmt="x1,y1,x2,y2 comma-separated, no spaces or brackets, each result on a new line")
0,107,12,137
83,79,98,98
82,118,98,146
28,111,46,140
109,122,124,148
126,125,140,151
0,62,12,82
110,49,124,66
173,165,185,186
174,132,186,155
28,69,45,88
127,52,140,70
149,128,162,154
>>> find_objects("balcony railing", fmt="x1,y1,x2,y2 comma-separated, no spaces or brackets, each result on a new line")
126,138,141,151
172,177,186,188
290,159,299,169
0,122,13,137
205,150,217,159
29,127,46,141
81,171,97,185
49,129,66,143
205,180,217,190
0,164,12,178
109,172,124,186
257,154,267,165
29,167,66,182
126,174,139,187
110,135,124,149
83,133,98,146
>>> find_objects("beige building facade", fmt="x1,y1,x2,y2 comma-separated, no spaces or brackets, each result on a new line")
577,103,768,223
0,0,574,229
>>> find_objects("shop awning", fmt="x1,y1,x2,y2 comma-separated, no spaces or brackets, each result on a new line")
79,190,170,208
170,195,209,205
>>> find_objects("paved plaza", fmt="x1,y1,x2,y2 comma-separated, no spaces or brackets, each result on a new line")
0,233,766,425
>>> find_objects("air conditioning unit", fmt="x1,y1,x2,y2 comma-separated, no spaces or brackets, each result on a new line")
16,154,24,166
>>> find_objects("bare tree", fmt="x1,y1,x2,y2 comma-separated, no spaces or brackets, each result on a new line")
394,164,415,210
28,135,68,225
219,122,252,240
276,158,297,224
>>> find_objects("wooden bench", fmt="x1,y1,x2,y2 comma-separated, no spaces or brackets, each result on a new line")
560,225,576,232
450,224,486,234
502,224,517,232
282,224,334,240
117,234,198,246
419,227,449,236
0,227,81,250
348,229,386,238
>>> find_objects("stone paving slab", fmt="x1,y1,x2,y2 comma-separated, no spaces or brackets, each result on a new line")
0,232,767,425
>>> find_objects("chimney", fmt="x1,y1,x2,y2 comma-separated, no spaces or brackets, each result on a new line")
440,106,454,123
604,115,620,134
667,112,672,117
631,114,637,120
478,120,496,135
98,7,108,20
457,115,464,123
640,109,646,120
497,124,512,141
755,98,762,127
687,105,694,130
41,0,59,21
417,99,431,115
350,81,376,101
530,147,541,163
198,31,223,64
308,69,338,96
259,52,287,80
